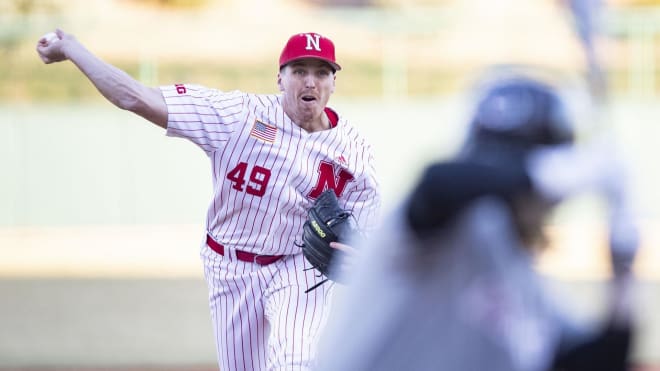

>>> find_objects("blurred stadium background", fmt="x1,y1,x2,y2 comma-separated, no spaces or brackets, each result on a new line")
1,0,660,369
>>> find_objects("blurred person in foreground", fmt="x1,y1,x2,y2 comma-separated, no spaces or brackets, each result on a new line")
317,72,639,371
36,29,380,371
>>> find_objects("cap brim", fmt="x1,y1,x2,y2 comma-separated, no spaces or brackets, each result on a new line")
281,56,341,71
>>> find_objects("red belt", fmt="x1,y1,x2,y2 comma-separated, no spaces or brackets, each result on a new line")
206,234,284,265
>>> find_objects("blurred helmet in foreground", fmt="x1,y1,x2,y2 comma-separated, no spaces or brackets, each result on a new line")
461,76,574,164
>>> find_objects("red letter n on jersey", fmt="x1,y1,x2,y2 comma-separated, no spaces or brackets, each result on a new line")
308,161,355,199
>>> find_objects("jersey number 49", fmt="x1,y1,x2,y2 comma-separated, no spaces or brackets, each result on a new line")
226,162,271,197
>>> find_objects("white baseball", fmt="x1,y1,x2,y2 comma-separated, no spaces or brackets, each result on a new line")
42,32,59,44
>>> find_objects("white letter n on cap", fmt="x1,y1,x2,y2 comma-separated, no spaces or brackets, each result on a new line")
304,33,321,51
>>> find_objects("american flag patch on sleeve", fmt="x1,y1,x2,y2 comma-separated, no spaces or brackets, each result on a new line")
250,120,277,143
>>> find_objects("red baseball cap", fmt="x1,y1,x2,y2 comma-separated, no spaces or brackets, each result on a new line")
279,32,341,72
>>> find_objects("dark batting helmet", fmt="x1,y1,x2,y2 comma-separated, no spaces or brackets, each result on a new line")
460,76,574,165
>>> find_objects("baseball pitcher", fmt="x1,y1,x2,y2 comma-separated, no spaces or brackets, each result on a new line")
36,30,381,371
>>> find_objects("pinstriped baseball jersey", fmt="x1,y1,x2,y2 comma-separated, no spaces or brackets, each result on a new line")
160,84,380,256
160,82,380,371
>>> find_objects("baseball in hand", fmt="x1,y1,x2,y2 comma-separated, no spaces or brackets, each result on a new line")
42,32,60,44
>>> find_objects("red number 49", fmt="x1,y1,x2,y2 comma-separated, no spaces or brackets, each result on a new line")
226,162,271,197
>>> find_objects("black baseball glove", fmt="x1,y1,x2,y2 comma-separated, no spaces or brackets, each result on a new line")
300,189,358,290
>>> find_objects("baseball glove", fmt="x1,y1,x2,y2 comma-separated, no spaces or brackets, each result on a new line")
301,189,358,289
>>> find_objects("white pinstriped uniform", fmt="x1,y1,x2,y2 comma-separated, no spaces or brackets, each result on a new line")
160,83,380,371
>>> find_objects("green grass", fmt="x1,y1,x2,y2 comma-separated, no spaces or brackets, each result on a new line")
0,49,648,103
1,55,474,102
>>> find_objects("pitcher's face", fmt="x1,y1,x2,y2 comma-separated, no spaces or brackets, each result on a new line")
278,59,336,125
